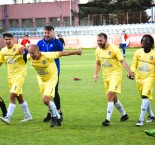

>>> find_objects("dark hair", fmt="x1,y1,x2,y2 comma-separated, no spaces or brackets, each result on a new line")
141,34,154,49
25,35,28,37
3,32,13,38
44,25,54,31
97,33,107,40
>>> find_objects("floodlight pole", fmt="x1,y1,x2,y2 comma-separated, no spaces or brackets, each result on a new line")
70,0,72,26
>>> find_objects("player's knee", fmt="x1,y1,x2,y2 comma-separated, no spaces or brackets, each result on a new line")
42,96,50,105
107,91,115,101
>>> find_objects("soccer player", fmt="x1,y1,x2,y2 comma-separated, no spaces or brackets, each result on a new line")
0,33,32,124
94,33,133,126
120,30,128,57
27,44,82,127
37,26,64,122
131,34,155,126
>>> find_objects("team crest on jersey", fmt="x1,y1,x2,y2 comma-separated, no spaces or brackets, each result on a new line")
115,85,118,90
42,60,46,64
108,52,111,55
13,48,16,52
150,56,153,60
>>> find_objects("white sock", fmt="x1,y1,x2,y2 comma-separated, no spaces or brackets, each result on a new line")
115,100,126,116
20,101,32,117
147,100,154,117
106,102,114,121
7,103,16,120
48,101,60,119
139,99,149,121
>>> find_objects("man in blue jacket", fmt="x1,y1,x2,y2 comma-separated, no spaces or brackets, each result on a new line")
37,26,64,122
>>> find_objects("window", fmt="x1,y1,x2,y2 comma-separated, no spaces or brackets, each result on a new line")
22,19,33,28
49,17,60,27
9,19,19,28
36,18,46,27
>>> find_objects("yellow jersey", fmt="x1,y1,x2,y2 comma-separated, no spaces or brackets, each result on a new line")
27,52,60,81
95,44,124,79
131,48,155,82
0,44,27,77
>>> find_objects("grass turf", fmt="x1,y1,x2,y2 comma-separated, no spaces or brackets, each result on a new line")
0,48,155,145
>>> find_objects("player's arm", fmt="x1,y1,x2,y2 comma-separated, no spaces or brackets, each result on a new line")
131,51,138,74
19,46,28,54
94,60,101,82
120,59,134,79
58,49,82,56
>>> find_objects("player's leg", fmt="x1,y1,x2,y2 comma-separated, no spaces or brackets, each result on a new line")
1,78,16,124
102,79,114,126
136,82,154,126
114,94,129,122
0,97,7,117
43,79,61,127
146,100,155,122
17,94,32,122
122,44,126,57
54,76,63,120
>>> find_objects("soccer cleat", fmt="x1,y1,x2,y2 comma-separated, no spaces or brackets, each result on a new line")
50,116,57,127
20,115,32,122
146,115,155,123
43,113,52,122
120,114,129,122
136,119,144,126
144,129,155,137
1,116,10,124
59,111,63,121
102,119,110,126
57,118,62,127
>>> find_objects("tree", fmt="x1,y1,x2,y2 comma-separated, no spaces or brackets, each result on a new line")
78,0,153,25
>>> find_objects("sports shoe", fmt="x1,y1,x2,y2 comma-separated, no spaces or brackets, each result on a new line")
43,113,52,122
50,116,57,127
120,114,129,122
146,115,155,123
1,116,10,124
136,119,144,126
144,129,155,137
59,111,63,121
20,115,32,122
57,118,62,127
102,119,110,126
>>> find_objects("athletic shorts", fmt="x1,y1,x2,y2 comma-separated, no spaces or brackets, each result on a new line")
104,78,121,94
38,77,58,99
8,75,25,96
136,81,154,99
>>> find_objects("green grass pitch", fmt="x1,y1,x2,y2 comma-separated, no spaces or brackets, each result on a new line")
0,48,155,145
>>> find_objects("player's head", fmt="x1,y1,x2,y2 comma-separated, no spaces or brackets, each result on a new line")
25,35,29,39
44,25,55,41
28,44,41,60
97,33,108,49
141,35,154,52
3,32,14,48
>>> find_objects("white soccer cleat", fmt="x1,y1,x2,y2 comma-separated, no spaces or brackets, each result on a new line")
20,115,32,122
1,116,10,124
146,116,155,123
136,119,144,126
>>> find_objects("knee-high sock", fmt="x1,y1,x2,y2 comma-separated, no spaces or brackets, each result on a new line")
20,101,32,117
48,101,60,119
140,99,149,121
147,100,154,117
115,100,126,116
7,103,16,119
106,102,114,121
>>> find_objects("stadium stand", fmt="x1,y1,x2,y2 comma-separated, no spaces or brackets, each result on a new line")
2,22,155,37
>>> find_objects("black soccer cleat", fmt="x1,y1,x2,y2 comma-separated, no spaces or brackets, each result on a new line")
120,114,129,122
59,111,63,121
57,118,62,127
43,113,52,122
102,119,110,126
50,117,57,127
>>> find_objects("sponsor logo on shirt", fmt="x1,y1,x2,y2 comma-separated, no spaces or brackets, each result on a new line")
139,63,150,72
102,60,112,67
7,58,16,64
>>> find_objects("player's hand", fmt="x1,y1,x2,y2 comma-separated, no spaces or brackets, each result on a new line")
19,47,25,54
94,75,98,82
128,72,134,80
